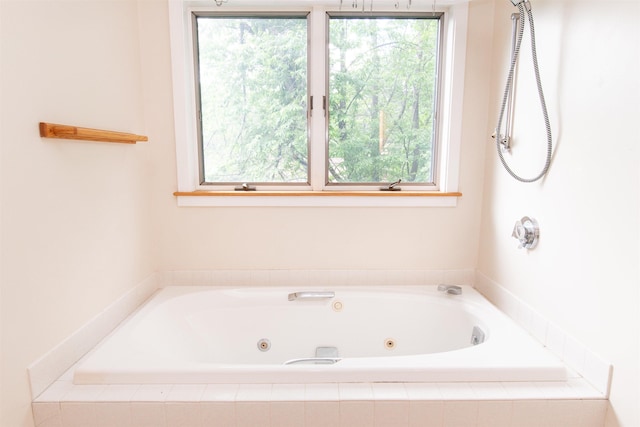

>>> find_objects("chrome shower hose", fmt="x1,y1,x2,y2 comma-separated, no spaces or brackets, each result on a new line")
496,1,552,183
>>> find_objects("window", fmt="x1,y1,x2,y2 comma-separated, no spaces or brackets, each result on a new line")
327,14,440,188
169,1,469,206
194,14,309,185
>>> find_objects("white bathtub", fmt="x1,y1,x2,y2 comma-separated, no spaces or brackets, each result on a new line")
73,285,567,384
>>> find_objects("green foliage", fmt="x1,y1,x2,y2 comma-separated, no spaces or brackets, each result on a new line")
328,16,439,183
195,14,439,185
197,16,308,183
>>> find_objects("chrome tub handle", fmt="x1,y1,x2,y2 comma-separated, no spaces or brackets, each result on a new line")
288,291,335,301
283,357,341,365
437,284,462,295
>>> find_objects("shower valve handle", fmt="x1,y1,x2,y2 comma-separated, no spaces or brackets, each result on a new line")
512,216,539,249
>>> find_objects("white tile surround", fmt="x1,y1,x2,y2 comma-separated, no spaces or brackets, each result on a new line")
27,274,160,400
30,269,611,427
474,271,613,398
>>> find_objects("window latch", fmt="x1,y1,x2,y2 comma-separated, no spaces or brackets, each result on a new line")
380,179,402,191
234,183,257,191
309,96,326,117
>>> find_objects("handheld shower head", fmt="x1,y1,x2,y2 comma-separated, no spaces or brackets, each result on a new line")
509,0,531,11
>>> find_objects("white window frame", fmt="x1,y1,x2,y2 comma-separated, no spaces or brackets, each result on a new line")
168,0,469,207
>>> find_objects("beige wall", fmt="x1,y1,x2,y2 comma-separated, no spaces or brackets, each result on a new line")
3,0,639,426
478,1,640,426
0,1,155,426
149,3,491,273
0,0,493,423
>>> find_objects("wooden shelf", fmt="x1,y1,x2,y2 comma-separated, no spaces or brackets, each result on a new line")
39,122,148,144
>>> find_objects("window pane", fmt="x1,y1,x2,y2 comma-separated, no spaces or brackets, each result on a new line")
328,16,439,184
196,16,308,184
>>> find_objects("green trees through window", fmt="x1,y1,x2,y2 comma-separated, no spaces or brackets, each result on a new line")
196,16,308,184
328,16,439,184
194,12,440,187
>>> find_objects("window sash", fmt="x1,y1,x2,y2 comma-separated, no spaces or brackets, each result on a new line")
189,8,443,191
325,12,443,189
192,12,311,188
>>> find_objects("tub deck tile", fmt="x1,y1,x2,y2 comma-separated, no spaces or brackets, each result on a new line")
32,378,608,427
437,382,476,400
338,383,373,400
236,383,272,401
339,400,375,427
567,377,607,399
469,382,509,400
271,401,305,427
201,401,235,425
132,384,173,402
34,380,74,403
166,402,203,427
200,384,239,401
60,402,97,427
304,401,340,427
129,402,166,427
271,383,306,401
442,400,479,427
371,383,409,401
32,402,62,427
500,381,545,399
408,400,443,427
403,383,441,400
63,385,107,402
532,381,574,399
166,384,206,402
236,401,270,427
476,400,513,427
304,383,340,401
94,402,132,427
374,399,410,427
96,385,140,402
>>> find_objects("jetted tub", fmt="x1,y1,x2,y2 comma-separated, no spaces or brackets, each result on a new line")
73,285,567,384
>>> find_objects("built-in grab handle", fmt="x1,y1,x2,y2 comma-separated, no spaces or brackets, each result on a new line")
288,291,335,301
283,357,341,365
512,216,539,249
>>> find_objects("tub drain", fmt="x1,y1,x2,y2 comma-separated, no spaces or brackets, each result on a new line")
257,338,271,352
384,338,396,350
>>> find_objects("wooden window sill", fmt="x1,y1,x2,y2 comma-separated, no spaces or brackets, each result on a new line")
173,191,462,207
174,191,462,197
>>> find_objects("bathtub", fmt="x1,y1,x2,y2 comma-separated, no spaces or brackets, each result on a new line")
73,285,567,384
